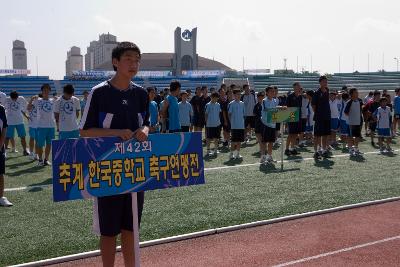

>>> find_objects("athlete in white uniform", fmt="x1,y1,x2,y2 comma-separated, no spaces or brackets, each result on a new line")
4,91,29,155
54,84,80,139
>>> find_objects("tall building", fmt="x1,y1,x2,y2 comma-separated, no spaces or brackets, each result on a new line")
65,46,83,76
84,33,118,71
12,40,27,70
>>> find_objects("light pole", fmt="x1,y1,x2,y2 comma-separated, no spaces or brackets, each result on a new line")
395,57,399,72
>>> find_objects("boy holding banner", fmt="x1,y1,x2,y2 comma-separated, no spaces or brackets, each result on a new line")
80,42,149,267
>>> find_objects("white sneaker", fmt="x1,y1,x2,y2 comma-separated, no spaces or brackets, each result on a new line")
0,197,13,207
206,149,212,156
235,152,243,159
213,149,219,156
229,152,235,160
11,148,18,153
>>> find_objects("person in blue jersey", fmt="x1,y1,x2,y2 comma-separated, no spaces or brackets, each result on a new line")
54,84,81,139
160,81,181,133
178,91,193,132
0,104,12,207
147,87,159,133
205,92,221,156
79,42,149,267
28,84,56,166
4,91,29,156
80,90,89,117
393,88,400,136
228,89,245,160
373,97,393,153
260,86,286,164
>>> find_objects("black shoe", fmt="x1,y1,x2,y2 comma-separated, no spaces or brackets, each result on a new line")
313,152,321,159
371,141,375,146
223,141,228,147
285,149,291,156
43,160,52,166
23,151,29,156
290,149,299,155
322,151,330,158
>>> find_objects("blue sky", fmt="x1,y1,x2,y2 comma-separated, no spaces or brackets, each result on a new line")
1,0,400,79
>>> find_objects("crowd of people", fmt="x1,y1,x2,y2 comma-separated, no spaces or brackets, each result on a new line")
146,76,400,162
0,76,399,207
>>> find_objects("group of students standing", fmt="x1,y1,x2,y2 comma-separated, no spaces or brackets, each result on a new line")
147,76,400,164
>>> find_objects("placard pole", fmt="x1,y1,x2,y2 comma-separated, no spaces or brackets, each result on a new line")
132,192,140,267
280,122,284,172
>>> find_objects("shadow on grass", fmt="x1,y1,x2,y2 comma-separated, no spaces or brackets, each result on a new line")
313,158,335,169
349,155,366,162
28,186,45,193
223,158,244,166
259,164,300,173
7,165,45,177
29,178,52,187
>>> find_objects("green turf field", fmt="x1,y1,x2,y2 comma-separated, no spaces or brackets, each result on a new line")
1,134,400,266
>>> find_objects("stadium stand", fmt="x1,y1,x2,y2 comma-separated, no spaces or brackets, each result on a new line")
1,72,400,98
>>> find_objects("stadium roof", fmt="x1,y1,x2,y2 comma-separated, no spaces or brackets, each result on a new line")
95,53,232,71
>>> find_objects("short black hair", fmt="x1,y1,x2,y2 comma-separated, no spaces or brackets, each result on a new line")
306,90,315,98
349,88,358,96
211,92,219,98
379,97,387,103
265,86,274,93
233,89,241,95
180,91,188,97
63,84,75,95
111,42,141,71
201,86,208,91
83,90,89,95
373,90,381,96
341,92,349,100
368,91,374,96
395,88,400,93
10,91,18,99
257,91,265,97
41,83,51,91
170,81,181,92
243,84,249,90
319,76,328,83
146,87,155,94
293,82,300,87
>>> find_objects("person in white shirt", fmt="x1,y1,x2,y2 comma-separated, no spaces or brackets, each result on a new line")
4,91,29,155
27,94,39,160
0,90,7,107
329,92,340,149
28,84,55,166
54,84,80,139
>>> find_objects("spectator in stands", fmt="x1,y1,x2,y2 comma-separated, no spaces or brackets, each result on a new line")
228,89,245,160
312,76,331,159
54,84,81,139
5,91,29,156
178,91,193,132
147,87,159,133
161,81,181,133
0,104,11,207
28,84,56,166
285,82,303,156
241,84,257,143
80,90,89,117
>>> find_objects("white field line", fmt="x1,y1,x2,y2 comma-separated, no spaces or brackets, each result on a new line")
273,235,400,267
5,149,399,193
